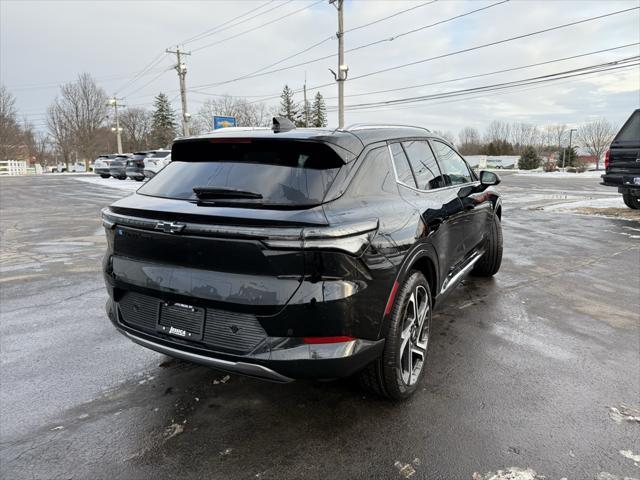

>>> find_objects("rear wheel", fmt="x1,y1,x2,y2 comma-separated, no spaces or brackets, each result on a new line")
472,213,503,277
359,271,432,400
100,174,110,179
622,193,640,209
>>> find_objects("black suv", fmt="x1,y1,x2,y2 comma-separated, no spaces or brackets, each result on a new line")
125,152,150,181
601,109,640,209
102,120,502,399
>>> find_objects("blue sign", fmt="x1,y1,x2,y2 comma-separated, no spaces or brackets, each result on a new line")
213,116,237,129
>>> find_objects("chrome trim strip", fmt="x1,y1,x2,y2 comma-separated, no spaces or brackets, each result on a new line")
124,332,294,383
440,251,484,295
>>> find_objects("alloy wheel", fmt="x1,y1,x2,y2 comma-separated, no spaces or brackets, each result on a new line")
399,285,430,385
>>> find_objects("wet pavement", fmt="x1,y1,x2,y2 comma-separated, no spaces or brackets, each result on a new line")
1,173,638,480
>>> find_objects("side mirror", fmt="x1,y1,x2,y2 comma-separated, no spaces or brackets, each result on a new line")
480,170,501,186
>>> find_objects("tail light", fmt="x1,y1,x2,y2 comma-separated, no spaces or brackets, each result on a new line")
302,336,355,344
604,149,610,170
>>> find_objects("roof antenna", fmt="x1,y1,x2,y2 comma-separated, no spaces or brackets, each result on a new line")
272,117,296,133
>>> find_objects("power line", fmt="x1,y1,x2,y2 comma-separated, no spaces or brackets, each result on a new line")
348,5,639,83
242,5,638,104
115,53,166,94
327,58,639,111
344,0,438,34
191,0,325,53
181,0,281,45
190,0,510,90
322,43,640,100
124,65,174,97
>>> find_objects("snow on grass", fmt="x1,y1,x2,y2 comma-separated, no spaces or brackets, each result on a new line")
73,176,143,191
515,170,604,178
544,196,625,211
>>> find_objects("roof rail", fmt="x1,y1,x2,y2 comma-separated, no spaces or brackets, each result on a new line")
344,123,431,132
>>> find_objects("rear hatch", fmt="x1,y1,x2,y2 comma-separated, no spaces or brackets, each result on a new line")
105,138,347,315
608,109,640,176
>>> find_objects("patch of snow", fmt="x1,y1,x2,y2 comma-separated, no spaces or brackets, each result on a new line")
394,461,416,478
73,176,143,191
620,449,640,463
608,405,640,424
164,422,184,440
543,196,625,211
515,170,604,178
472,467,540,480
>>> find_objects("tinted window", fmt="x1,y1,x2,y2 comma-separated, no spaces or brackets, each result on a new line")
432,141,472,185
402,140,445,189
349,147,398,198
614,111,640,142
389,143,416,187
138,140,343,207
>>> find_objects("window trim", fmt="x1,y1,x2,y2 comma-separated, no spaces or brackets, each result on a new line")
429,138,478,184
388,142,418,189
401,139,446,190
387,138,478,193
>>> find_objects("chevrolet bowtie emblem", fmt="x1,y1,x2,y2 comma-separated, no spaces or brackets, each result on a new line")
155,221,186,234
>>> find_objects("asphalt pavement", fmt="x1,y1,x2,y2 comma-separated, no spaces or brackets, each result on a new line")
0,173,638,480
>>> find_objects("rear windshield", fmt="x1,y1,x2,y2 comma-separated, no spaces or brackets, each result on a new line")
614,110,640,143
137,139,344,207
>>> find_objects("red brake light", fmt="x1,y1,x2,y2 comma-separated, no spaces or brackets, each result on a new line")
604,149,610,170
302,336,355,344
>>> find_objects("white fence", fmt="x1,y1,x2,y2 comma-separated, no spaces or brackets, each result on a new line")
464,155,520,169
0,160,28,176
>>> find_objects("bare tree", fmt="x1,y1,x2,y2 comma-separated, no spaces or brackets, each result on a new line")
50,73,108,168
120,107,152,152
484,120,511,143
549,124,567,150
577,118,616,170
0,85,24,160
433,130,456,145
510,122,539,154
47,100,75,169
196,95,271,131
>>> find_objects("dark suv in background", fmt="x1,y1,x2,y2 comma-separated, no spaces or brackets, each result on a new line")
601,109,640,209
125,152,151,181
102,119,502,399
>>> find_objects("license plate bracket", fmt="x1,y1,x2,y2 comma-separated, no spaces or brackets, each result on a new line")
158,302,205,341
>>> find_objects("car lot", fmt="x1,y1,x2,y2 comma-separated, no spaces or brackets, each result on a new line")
0,173,638,479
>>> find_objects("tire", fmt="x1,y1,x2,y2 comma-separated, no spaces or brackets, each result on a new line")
622,193,640,209
359,271,432,400
117,176,127,180
472,213,503,277
100,174,110,179
134,177,144,182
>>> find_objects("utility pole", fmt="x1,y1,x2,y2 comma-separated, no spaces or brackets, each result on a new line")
329,0,347,129
303,73,309,128
166,46,191,136
568,128,577,169
108,96,124,154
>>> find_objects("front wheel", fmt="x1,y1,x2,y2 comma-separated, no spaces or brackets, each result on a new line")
100,174,110,179
472,213,503,277
359,271,432,400
622,193,640,209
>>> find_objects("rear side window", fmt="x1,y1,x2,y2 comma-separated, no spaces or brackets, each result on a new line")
138,140,343,207
150,151,171,158
402,140,445,190
614,111,640,143
389,143,416,187
349,147,398,198
431,141,473,185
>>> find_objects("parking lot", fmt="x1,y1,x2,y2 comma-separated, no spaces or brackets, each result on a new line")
0,173,638,479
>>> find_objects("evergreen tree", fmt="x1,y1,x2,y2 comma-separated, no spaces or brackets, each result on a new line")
311,92,327,127
150,93,178,146
278,85,299,123
518,145,541,170
557,146,578,168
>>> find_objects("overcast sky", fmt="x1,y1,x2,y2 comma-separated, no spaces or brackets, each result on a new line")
1,0,639,136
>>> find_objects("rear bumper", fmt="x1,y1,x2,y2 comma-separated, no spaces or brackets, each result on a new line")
94,168,110,175
126,169,144,179
106,297,385,381
601,173,640,194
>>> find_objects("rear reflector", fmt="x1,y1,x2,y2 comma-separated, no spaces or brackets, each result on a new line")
384,280,399,316
604,149,610,170
302,336,355,344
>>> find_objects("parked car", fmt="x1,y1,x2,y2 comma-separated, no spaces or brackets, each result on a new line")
143,150,171,178
125,152,151,181
93,154,118,178
601,109,640,209
108,154,131,180
101,119,502,399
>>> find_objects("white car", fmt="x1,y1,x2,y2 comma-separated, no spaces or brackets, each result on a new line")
143,150,171,178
